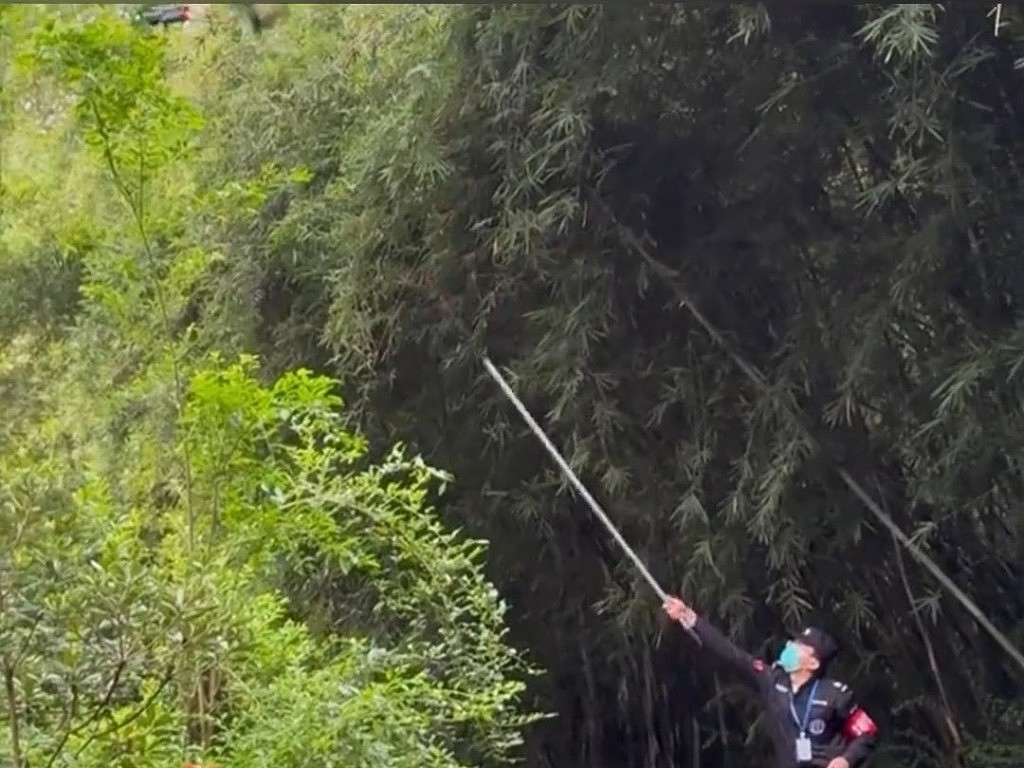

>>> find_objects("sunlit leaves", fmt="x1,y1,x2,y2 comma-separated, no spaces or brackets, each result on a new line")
24,9,205,173
2,348,535,767
1,8,535,768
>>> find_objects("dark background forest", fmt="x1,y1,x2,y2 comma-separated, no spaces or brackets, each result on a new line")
1,4,1023,768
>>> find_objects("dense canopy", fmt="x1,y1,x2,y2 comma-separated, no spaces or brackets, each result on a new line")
1,4,1022,768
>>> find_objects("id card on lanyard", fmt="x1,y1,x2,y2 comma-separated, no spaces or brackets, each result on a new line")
789,679,820,763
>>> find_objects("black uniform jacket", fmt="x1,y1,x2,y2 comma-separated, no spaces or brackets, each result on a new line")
693,617,878,768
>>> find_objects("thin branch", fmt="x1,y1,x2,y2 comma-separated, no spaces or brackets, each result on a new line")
4,657,23,768
882,477,963,755
42,659,127,768
70,666,176,762
83,94,198,550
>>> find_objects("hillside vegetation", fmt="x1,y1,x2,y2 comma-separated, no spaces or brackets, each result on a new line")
1,5,1022,768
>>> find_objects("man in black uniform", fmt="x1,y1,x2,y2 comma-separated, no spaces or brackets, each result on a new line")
663,596,878,768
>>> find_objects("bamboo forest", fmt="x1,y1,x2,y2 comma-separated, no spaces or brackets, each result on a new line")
2,4,1023,768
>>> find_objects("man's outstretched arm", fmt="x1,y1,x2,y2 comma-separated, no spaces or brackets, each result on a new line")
663,596,768,688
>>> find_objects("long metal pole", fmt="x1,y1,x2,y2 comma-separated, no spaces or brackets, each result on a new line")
482,357,699,643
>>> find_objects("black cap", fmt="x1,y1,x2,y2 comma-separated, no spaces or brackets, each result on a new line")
794,626,839,667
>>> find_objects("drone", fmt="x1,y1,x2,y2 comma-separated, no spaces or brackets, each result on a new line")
130,4,191,27
129,4,288,34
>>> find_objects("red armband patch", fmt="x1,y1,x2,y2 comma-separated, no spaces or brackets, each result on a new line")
843,708,878,739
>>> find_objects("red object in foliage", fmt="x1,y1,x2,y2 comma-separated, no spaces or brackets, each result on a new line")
842,707,878,739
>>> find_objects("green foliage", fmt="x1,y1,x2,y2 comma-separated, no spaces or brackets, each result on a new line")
181,4,1024,768
3,352,530,768
962,697,1024,768
4,4,1024,768
0,7,533,768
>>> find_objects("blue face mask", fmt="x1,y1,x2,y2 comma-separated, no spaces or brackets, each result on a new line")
778,641,802,672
